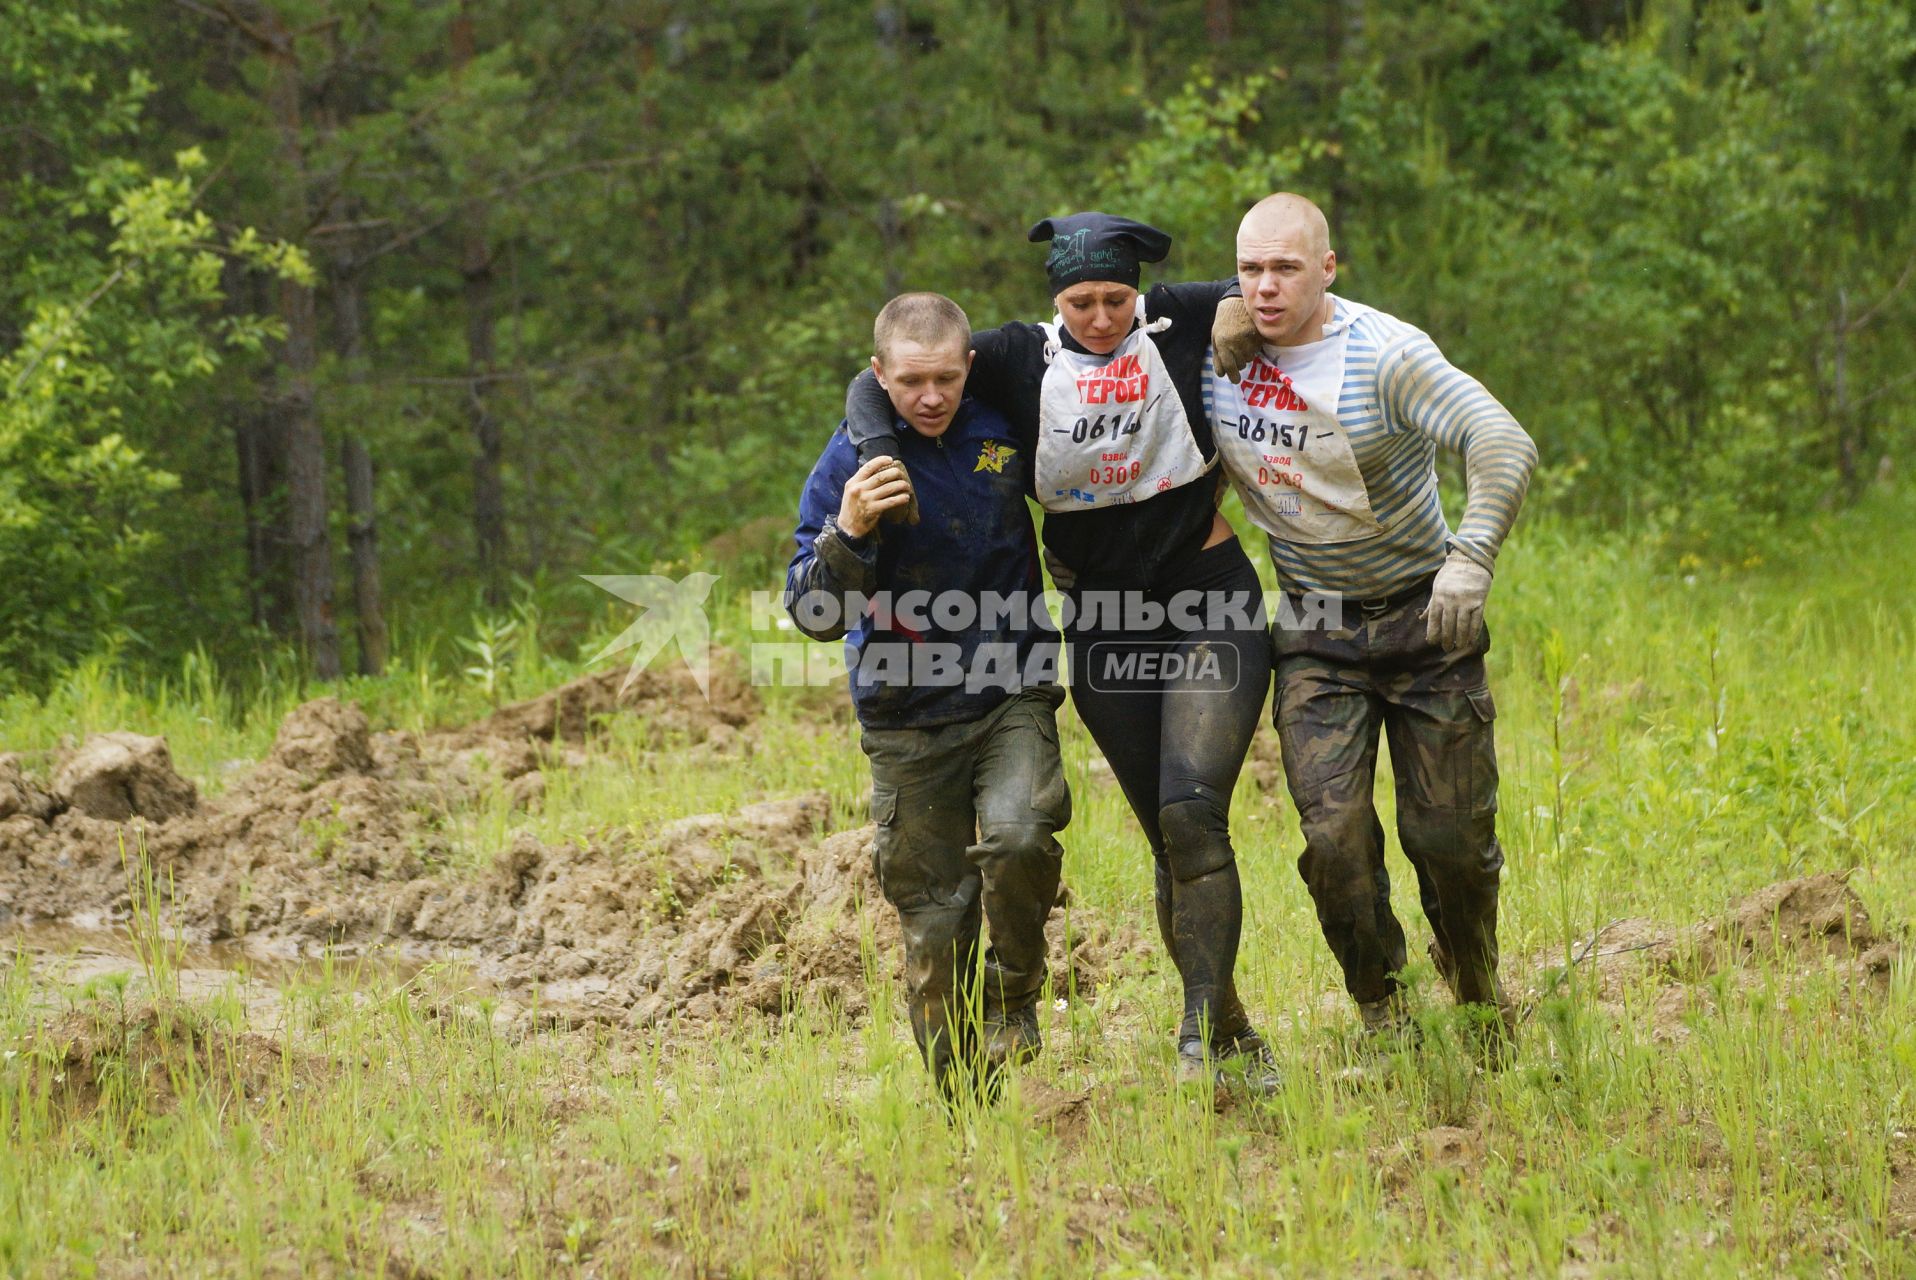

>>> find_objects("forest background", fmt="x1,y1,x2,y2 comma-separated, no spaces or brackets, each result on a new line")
3,0,1913,693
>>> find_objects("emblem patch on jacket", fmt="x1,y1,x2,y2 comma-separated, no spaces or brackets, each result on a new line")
974,441,1016,474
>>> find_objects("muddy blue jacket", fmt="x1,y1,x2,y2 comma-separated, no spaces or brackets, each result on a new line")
785,398,1060,730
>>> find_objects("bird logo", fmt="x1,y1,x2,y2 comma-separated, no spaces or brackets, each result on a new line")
582,572,720,699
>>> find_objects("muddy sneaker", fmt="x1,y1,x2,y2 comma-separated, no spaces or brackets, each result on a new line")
1177,1032,1282,1095
1175,1036,1214,1087
983,1003,1041,1071
1214,1030,1283,1097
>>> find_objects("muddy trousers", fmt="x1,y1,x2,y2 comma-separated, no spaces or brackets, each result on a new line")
1066,539,1274,1045
861,685,1071,1094
1274,582,1505,1009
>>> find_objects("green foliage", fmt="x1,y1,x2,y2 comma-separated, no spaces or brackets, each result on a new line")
1,0,1913,687
1111,72,1325,277
1317,0,1916,555
0,128,305,688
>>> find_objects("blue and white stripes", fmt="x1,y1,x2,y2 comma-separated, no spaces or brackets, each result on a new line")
1203,296,1536,598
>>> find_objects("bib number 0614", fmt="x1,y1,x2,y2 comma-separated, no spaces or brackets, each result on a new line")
1070,412,1142,444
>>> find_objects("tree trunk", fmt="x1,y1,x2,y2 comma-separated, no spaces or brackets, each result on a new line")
873,2,905,297
329,245,388,674
1205,0,1233,46
341,436,388,674
265,13,340,678
230,253,292,633
1326,0,1365,239
234,400,291,634
1832,286,1861,497
453,4,509,606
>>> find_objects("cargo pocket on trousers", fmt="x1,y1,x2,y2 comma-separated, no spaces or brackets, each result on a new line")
1462,686,1501,814
870,785,902,905
1027,710,1072,831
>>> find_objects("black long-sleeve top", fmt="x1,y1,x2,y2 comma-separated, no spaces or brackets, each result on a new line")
847,279,1237,592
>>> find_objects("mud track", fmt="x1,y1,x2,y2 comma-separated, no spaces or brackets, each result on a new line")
0,658,1145,1033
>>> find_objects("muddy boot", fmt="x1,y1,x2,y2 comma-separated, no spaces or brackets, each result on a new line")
1430,931,1515,1068
1357,992,1420,1048
1428,938,1462,1001
1167,858,1252,1090
1170,867,1241,1036
879,460,920,526
984,1001,1041,1072
1462,973,1518,1071
1213,1025,1281,1095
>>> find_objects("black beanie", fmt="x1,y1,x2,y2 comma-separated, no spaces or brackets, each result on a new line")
1028,212,1174,294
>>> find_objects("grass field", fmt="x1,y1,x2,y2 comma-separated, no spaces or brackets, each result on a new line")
3,493,1913,1277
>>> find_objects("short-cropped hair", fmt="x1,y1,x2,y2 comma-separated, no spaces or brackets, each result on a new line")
873,292,970,365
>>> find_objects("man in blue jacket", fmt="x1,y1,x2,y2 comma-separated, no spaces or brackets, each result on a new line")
785,292,1070,1106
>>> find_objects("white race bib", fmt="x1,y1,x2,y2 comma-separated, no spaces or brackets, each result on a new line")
1034,321,1210,513
1210,308,1383,545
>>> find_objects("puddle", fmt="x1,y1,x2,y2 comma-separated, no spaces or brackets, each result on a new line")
2,922,445,1032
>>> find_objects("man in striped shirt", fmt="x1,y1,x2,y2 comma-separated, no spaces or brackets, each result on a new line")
1209,192,1537,1059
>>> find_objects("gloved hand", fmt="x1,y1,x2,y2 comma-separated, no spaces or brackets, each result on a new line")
1210,296,1260,384
1423,551,1493,651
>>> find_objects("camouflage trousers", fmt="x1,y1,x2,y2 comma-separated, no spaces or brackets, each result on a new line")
861,685,1071,1090
1274,580,1505,1009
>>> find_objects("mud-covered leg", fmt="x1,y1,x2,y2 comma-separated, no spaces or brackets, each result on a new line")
1159,609,1273,1082
969,686,1071,1072
862,725,987,1102
1386,667,1510,1058
1275,658,1406,1009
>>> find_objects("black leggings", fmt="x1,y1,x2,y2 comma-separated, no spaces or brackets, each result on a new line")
1065,537,1273,1044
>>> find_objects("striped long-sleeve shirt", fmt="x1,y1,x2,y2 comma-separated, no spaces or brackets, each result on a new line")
1203,295,1537,599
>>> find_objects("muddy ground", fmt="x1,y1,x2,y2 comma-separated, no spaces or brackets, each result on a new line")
1,657,1902,1042
0,658,1147,1034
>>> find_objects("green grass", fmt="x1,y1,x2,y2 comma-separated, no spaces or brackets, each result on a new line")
3,490,1914,1276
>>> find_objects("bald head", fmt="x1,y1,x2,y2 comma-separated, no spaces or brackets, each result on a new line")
1235,192,1337,346
1239,193,1330,257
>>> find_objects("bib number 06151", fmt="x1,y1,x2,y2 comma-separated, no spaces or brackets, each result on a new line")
1235,414,1311,449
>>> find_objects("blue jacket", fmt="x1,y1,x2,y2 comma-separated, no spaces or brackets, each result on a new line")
785,398,1059,730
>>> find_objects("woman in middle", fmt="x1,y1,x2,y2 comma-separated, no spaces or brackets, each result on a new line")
845,212,1275,1086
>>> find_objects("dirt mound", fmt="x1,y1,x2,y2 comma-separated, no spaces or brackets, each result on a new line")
1,667,1144,1037
471,647,758,745
1531,874,1901,1039
0,753,57,823
1244,726,1286,798
1696,872,1891,970
402,794,844,1028
31,1001,317,1119
269,697,374,779
51,732,197,822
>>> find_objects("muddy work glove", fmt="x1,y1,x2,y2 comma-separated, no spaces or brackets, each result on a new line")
1210,296,1260,384
1423,551,1493,652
